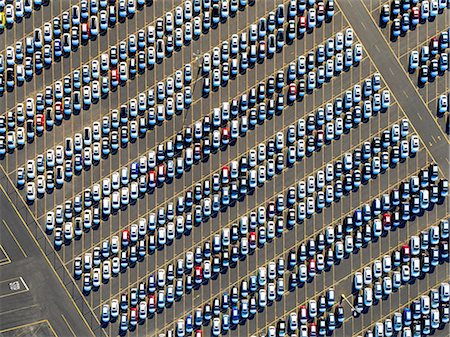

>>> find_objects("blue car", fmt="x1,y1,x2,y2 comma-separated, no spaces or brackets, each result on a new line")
99,11,108,32
403,307,412,326
130,162,139,180
54,39,62,58
80,0,89,20
353,209,363,227
118,0,127,18
231,306,239,325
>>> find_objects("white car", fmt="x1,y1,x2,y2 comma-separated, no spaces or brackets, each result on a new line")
26,182,36,202
345,28,354,47
102,261,111,281
46,212,55,231
354,271,363,290
64,222,73,241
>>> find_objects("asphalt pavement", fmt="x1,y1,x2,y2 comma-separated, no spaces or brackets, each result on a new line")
337,0,449,172
0,1,449,337
0,168,104,337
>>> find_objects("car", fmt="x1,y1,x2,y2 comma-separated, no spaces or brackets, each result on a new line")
438,94,448,114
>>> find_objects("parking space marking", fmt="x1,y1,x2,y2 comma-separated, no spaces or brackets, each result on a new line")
0,319,57,336
160,158,438,335
336,0,450,174
6,0,312,179
0,244,11,266
0,303,39,317
36,22,354,225
0,1,157,105
60,314,76,337
353,0,449,142
70,61,378,273
0,0,81,55
0,175,101,337
95,113,417,312
0,276,29,299
0,319,58,337
2,220,27,258
397,26,449,60
75,78,378,294
1,0,239,119
348,278,450,337
251,211,448,336
2,2,448,336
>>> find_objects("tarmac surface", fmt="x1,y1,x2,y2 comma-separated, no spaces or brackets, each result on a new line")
0,1,449,337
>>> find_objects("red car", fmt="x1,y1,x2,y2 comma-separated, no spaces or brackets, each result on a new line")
410,7,420,21
148,294,156,313
195,266,203,284
288,83,297,101
249,232,256,249
401,245,411,262
309,322,317,337
148,170,156,188
298,15,307,26
382,213,392,230
221,127,230,145
36,114,45,131
430,37,439,55
121,229,130,247
110,69,119,86
195,330,203,337
298,16,307,33
157,164,165,183
81,22,90,40
308,258,316,277
222,165,229,184
129,307,137,324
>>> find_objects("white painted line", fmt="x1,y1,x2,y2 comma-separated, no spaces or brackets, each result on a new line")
19,277,29,291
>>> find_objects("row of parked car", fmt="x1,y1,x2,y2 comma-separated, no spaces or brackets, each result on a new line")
44,77,387,248
0,0,49,31
53,102,397,249
408,29,449,86
76,124,417,294
268,280,450,337
148,175,448,337
354,218,449,292
380,0,448,38
0,0,149,93
14,34,360,201
95,160,447,334
0,0,327,155
408,29,449,69
199,177,449,337
365,282,450,337
68,107,409,258
0,59,194,155
2,0,253,89
91,126,425,333
0,0,246,142
0,0,330,156
100,211,447,333
353,225,448,313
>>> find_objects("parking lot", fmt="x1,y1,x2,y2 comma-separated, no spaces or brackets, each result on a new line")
368,0,449,135
0,1,449,337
